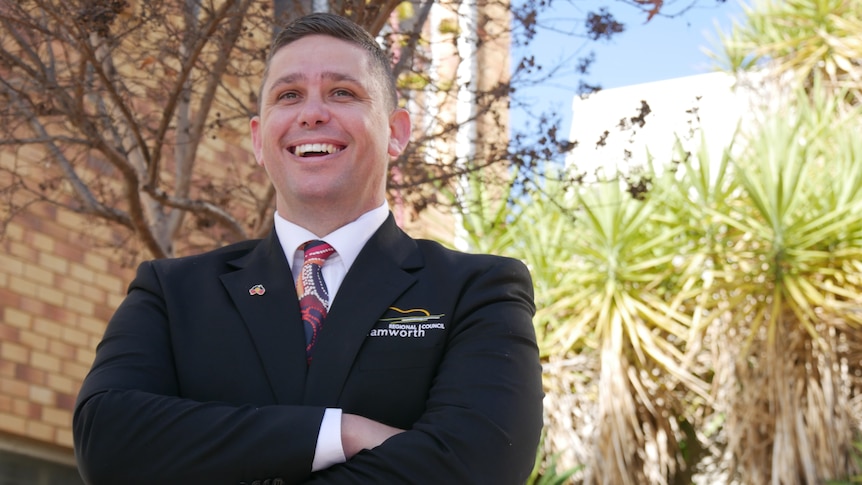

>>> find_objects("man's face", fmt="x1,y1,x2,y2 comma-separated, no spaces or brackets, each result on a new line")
251,35,410,224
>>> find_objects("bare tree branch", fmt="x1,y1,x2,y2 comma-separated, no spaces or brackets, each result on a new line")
12,97,132,226
391,0,434,79
1,0,701,259
145,183,247,243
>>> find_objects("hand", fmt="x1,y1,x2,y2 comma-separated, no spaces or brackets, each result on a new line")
340,413,405,459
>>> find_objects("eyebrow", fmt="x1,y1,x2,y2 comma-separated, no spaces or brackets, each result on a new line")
267,71,367,94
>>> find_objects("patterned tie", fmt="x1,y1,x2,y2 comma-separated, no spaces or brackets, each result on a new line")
296,240,336,362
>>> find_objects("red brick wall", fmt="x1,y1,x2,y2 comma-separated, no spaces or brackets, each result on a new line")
0,199,134,459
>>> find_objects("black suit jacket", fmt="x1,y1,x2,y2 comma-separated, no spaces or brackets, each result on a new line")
73,215,544,484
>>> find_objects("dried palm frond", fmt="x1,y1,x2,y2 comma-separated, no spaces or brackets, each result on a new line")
708,84,862,484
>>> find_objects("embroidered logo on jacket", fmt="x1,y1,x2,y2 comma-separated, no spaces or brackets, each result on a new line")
369,307,446,338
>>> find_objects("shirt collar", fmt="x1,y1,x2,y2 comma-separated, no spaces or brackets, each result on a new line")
273,202,389,272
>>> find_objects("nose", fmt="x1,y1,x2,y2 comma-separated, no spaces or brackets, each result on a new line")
297,96,330,128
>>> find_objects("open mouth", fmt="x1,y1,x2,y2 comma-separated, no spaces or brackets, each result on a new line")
291,143,344,157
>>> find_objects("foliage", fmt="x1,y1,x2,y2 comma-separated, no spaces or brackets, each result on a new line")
709,0,862,479
459,158,715,483
826,438,862,484
545,169,717,484
0,0,673,260
480,83,862,483
704,83,862,484
461,59,862,485
451,0,862,483
714,0,862,103
527,430,584,485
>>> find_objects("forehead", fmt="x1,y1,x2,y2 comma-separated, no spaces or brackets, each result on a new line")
266,35,374,82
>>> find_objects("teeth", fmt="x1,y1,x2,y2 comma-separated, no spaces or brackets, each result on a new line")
295,143,340,157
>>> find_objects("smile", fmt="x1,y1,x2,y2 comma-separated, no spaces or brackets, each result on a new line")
292,143,344,157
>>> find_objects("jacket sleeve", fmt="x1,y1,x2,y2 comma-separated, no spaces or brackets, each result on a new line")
73,261,322,485
304,257,545,485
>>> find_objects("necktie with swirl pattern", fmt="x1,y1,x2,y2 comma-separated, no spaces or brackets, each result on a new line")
296,240,335,362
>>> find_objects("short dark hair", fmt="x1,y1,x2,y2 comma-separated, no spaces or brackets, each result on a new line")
261,13,398,110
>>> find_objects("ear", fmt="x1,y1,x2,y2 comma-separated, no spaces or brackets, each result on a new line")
387,108,411,158
250,115,265,167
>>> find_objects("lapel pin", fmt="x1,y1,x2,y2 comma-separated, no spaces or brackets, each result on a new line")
249,284,266,296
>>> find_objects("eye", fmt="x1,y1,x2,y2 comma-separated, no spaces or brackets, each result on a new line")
332,89,354,98
277,91,299,101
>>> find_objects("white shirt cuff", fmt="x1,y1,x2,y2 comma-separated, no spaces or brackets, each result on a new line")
311,408,346,472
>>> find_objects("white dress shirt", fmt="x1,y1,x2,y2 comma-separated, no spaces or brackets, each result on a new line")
273,202,390,472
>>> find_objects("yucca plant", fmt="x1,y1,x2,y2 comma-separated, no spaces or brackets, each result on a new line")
703,85,862,483
714,0,862,104
456,168,590,356
524,165,717,484
496,175,601,480
657,136,740,484
452,70,862,485
527,429,585,485
466,157,729,484
450,166,601,479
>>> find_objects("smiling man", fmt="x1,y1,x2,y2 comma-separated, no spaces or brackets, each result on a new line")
251,27,410,237
73,13,543,485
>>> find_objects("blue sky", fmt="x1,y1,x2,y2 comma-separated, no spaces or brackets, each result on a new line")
511,0,748,136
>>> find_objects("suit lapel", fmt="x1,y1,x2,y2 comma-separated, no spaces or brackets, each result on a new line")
303,215,423,406
220,231,308,404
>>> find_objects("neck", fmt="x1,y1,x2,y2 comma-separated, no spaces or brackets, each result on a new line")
277,200,379,237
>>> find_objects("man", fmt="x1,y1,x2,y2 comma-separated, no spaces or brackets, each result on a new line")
73,12,543,485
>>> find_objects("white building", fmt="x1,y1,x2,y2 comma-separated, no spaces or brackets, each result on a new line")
566,71,763,180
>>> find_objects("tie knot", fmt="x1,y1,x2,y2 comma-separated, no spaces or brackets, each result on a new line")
302,240,335,263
